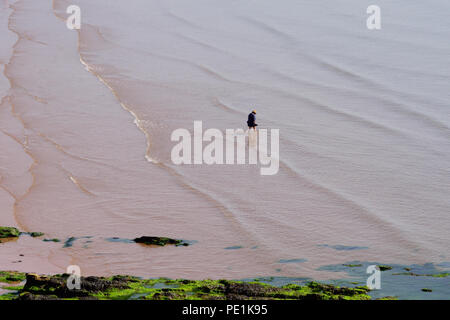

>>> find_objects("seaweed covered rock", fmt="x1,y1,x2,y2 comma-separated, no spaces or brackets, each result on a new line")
17,292,60,300
0,227,44,240
222,281,278,299
0,227,20,239
134,236,189,246
307,281,370,298
43,238,61,242
29,232,45,238
5,274,378,300
377,265,393,271
22,273,130,298
0,271,26,283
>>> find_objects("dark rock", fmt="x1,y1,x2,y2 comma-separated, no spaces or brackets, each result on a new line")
180,279,194,284
307,281,369,296
223,282,277,298
303,293,324,300
63,237,77,248
133,236,188,246
111,275,140,282
22,273,130,298
17,292,60,300
377,265,393,271
152,291,181,300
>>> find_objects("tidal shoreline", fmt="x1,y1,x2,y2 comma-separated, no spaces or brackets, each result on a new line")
0,271,384,300
2,268,449,300
1,226,448,300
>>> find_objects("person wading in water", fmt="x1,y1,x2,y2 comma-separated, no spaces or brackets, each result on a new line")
247,110,258,131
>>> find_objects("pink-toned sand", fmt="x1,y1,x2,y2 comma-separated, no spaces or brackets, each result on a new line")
0,0,449,280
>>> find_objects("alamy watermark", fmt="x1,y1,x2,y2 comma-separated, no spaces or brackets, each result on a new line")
367,5,381,30
66,265,81,290
366,265,381,289
65,4,380,31
66,5,81,30
171,121,279,175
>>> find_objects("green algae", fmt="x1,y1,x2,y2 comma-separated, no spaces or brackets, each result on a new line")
29,232,44,237
0,227,20,239
2,285,24,291
8,273,378,300
0,227,45,239
392,272,449,278
253,277,275,282
428,273,449,278
0,272,26,300
0,271,26,283
376,296,398,300
377,265,393,271
0,292,19,300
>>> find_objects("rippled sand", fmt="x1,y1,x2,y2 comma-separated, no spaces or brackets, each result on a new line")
0,0,449,280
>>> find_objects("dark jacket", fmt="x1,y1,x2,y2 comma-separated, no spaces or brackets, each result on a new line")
247,113,257,127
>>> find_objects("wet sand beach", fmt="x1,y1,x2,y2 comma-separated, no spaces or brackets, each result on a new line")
0,0,449,287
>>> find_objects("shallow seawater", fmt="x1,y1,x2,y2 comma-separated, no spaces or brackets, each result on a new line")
240,262,449,299
0,0,449,290
317,262,450,299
